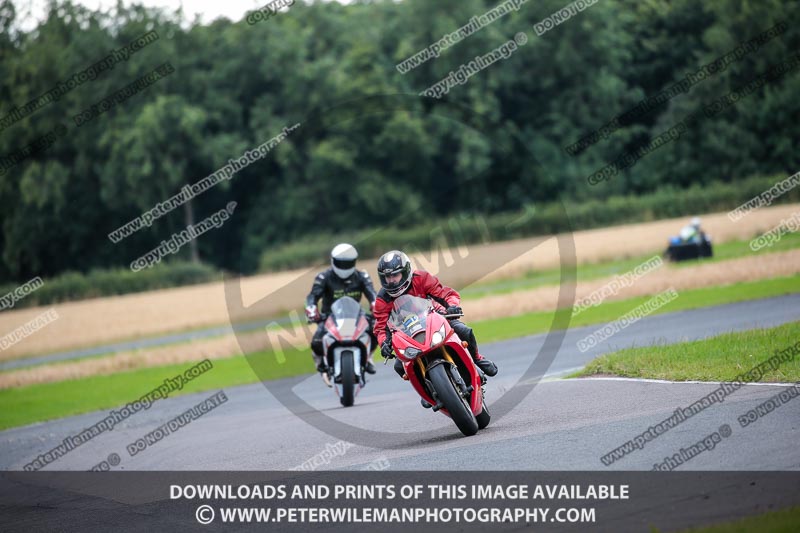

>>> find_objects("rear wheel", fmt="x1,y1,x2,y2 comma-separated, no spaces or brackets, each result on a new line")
476,399,491,429
340,351,355,407
428,364,478,436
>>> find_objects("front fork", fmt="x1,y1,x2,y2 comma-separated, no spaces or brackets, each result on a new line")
420,346,475,412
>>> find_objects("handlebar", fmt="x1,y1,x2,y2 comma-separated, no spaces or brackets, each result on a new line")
307,313,328,324
308,310,374,324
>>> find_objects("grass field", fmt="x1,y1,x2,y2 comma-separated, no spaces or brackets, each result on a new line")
1,274,797,430
574,321,800,382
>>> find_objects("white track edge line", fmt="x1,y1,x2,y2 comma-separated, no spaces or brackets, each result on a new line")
568,376,798,387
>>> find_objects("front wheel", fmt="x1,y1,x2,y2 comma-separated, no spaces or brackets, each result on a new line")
428,364,478,436
340,350,355,407
476,400,491,429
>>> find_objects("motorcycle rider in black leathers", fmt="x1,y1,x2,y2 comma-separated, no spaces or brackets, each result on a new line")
305,243,379,377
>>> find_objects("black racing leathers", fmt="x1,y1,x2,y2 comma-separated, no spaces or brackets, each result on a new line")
307,268,378,358
306,268,377,314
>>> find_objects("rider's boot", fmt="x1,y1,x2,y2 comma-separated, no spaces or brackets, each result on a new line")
364,354,376,374
457,325,497,377
315,356,332,387
393,358,405,378
421,398,432,409
473,352,498,377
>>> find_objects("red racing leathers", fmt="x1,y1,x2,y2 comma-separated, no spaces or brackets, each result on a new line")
374,270,497,381
373,270,461,347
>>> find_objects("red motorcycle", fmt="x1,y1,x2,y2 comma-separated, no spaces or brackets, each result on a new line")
387,295,490,436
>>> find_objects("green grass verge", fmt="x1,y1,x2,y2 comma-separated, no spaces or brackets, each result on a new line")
574,321,800,382
0,351,312,431
675,506,800,533
1,275,797,430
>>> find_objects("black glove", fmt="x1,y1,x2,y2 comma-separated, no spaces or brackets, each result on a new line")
446,305,463,317
381,338,395,359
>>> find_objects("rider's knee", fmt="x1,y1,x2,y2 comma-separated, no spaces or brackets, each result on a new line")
311,338,324,356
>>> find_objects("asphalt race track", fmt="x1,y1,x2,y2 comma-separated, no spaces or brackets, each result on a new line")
1,295,798,472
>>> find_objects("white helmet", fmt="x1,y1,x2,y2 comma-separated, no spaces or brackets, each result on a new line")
331,243,358,279
691,217,701,228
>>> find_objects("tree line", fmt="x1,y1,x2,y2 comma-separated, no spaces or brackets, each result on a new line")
0,0,797,283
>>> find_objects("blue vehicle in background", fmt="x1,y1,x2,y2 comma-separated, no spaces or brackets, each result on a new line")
665,217,713,262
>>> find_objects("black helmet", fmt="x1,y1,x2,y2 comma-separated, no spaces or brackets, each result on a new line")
377,250,413,298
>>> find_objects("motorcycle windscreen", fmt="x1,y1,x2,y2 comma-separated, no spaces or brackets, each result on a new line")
330,296,362,338
388,295,430,338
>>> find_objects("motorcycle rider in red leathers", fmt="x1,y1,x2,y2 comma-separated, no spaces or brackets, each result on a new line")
373,250,497,407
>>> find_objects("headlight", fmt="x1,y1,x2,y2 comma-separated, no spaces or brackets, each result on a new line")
430,325,446,346
404,347,422,359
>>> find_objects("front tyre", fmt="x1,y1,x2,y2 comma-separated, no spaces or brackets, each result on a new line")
428,364,478,436
476,400,491,429
340,350,355,407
